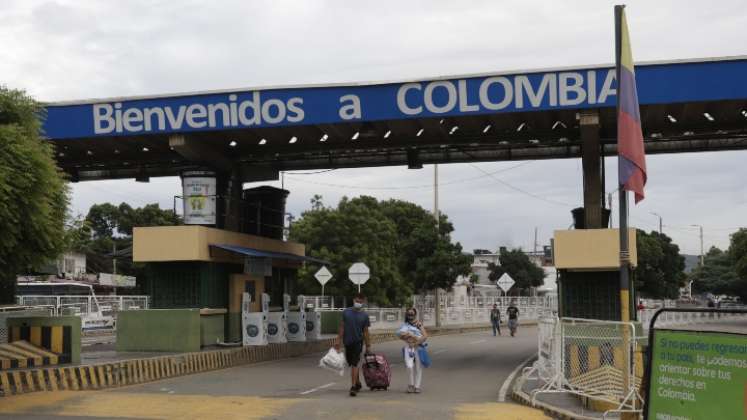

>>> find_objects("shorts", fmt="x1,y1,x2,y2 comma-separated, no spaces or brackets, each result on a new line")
508,319,518,329
344,341,363,367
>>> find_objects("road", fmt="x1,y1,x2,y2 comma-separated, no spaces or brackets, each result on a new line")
0,327,548,420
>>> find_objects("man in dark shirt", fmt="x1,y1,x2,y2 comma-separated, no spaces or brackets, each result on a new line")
506,300,520,337
490,304,502,336
336,293,371,396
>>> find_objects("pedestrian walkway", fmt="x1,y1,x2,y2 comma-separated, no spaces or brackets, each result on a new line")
0,329,547,419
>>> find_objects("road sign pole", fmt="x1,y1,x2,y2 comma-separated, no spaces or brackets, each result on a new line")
322,284,325,297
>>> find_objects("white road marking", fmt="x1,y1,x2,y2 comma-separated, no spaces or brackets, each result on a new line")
498,353,537,402
469,339,486,345
433,349,448,355
299,382,336,395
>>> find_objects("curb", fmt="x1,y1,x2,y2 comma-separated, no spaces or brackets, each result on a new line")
0,325,489,397
511,372,602,420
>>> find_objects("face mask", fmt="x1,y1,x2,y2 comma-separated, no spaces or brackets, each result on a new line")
405,313,415,322
353,302,364,309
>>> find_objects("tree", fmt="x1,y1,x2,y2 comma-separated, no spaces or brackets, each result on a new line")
634,230,686,299
0,87,69,303
289,196,471,306
487,248,545,295
690,247,739,297
291,196,403,306
65,202,181,291
730,228,747,284
378,199,471,292
690,229,747,303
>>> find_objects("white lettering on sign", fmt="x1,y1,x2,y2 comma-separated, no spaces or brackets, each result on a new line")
395,69,616,116
339,94,362,120
93,92,306,134
90,69,618,136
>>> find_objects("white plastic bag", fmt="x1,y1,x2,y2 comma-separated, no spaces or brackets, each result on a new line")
319,347,346,376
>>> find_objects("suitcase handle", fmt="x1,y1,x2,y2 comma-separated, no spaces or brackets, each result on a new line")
364,353,378,368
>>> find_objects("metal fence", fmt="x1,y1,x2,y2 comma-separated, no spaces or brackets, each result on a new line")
314,297,556,331
297,295,347,311
15,295,149,317
638,308,745,331
413,294,557,311
527,317,644,418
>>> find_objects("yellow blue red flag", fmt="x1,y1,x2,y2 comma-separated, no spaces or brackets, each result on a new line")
616,6,647,203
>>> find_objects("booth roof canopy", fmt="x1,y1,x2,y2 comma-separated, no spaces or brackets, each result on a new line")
45,56,747,181
209,243,329,265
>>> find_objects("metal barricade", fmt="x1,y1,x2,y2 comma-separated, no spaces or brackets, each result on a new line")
529,317,644,417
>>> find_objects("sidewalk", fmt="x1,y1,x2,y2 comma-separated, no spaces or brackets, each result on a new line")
512,374,614,420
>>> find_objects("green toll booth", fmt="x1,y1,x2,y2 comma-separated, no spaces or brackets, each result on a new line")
132,225,313,344
553,228,638,321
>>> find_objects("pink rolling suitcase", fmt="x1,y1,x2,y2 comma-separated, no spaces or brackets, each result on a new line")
362,353,391,390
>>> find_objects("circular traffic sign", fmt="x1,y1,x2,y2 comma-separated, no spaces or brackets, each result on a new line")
348,262,370,285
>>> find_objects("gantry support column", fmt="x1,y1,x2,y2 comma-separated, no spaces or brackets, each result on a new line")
579,110,603,229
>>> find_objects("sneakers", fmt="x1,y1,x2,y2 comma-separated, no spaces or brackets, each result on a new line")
407,385,415,393
414,388,422,394
354,382,362,392
349,386,357,397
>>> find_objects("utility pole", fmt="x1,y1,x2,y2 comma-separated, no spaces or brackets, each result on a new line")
651,212,662,235
608,192,614,228
533,227,538,253
112,241,117,295
692,224,704,266
433,164,443,327
434,164,440,230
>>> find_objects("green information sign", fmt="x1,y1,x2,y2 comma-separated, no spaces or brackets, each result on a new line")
648,329,747,420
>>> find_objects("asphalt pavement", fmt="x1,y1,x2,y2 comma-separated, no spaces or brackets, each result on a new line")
0,326,549,420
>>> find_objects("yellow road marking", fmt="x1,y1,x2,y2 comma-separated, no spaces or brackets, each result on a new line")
454,403,551,420
0,391,300,419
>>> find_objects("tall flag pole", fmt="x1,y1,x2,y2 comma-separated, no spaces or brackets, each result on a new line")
615,5,647,324
616,8,647,415
615,6,646,322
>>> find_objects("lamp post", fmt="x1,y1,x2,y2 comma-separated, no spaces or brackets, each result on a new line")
651,212,662,235
691,224,704,266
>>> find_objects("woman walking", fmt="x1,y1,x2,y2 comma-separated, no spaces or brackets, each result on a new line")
396,307,428,394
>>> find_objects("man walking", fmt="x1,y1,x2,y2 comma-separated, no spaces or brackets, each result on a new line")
336,293,371,397
490,303,502,336
506,300,520,337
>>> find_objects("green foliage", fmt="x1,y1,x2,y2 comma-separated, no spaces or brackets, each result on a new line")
690,247,739,297
731,228,747,283
690,229,747,302
0,87,68,303
635,230,686,299
64,215,93,253
487,248,544,294
289,196,471,306
85,202,180,238
72,202,181,291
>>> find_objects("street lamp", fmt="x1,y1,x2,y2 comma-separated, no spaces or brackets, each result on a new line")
691,224,704,266
650,212,663,234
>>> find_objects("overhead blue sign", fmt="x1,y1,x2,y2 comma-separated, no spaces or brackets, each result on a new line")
43,58,747,140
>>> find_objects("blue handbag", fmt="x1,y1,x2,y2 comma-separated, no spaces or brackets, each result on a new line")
418,344,431,368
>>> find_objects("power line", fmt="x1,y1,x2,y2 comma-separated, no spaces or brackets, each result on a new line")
467,163,574,208
285,161,534,191
286,169,338,175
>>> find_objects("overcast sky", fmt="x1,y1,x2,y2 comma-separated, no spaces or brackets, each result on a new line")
2,0,745,255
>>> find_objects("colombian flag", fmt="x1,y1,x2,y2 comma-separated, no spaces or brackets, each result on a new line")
617,6,647,203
